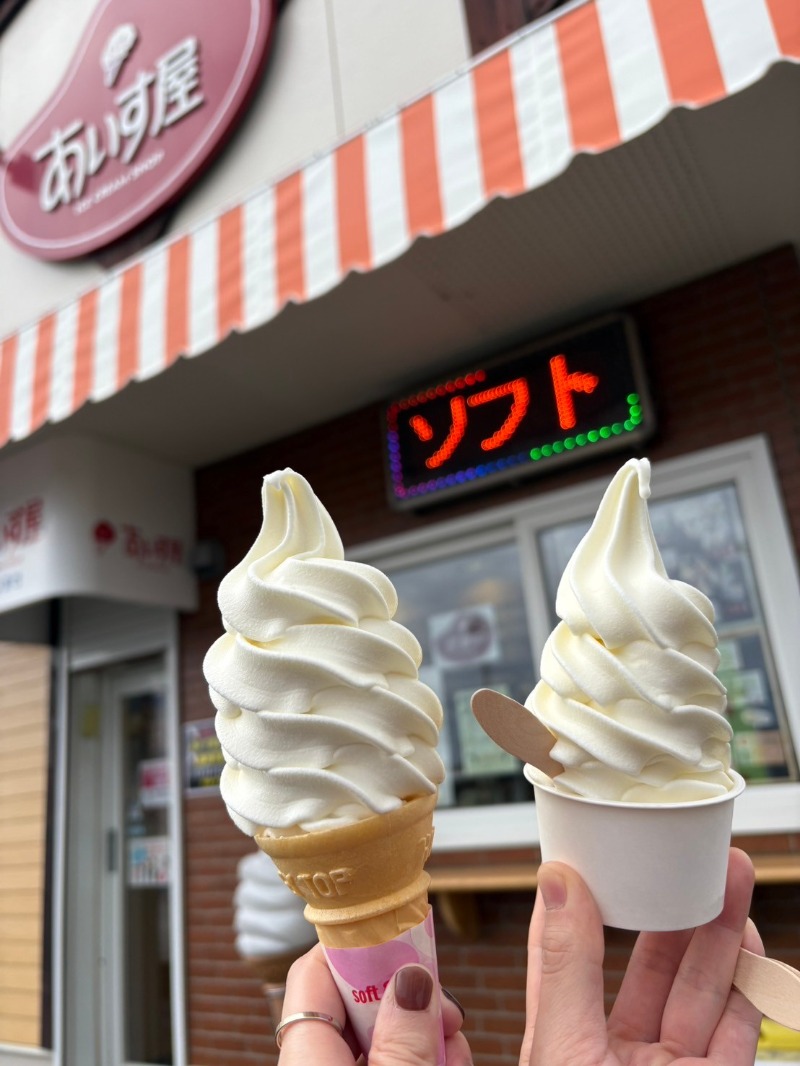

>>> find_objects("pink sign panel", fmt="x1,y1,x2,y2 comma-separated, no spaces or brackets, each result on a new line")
0,0,276,259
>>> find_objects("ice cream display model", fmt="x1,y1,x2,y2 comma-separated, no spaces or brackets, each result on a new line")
233,849,316,1028
204,469,445,1057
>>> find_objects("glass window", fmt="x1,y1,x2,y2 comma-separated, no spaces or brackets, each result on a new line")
389,541,536,809
357,435,800,849
122,686,173,1065
64,658,174,1064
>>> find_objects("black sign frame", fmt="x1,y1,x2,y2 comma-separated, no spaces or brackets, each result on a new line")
383,313,654,510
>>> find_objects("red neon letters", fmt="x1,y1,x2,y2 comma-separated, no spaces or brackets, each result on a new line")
550,354,599,430
408,359,600,469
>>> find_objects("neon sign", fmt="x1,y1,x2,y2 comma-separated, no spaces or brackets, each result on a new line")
384,315,654,509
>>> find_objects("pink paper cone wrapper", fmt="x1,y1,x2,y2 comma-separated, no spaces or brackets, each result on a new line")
322,908,444,1064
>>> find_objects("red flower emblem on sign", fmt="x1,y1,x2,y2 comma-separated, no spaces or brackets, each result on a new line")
93,520,117,550
0,0,276,259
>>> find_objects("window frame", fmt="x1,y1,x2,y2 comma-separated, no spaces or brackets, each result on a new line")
351,435,800,852
0,0,30,36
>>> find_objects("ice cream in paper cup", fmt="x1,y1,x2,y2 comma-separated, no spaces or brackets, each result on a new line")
525,457,743,931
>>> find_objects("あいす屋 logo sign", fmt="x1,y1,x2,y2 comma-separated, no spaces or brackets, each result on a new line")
92,518,184,570
0,0,276,259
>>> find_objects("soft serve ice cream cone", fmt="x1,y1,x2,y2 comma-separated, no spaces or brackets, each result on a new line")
233,850,316,1027
526,457,743,930
203,470,445,1056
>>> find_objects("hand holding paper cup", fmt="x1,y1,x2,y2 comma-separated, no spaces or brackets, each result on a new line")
502,458,742,929
471,689,800,1031
471,456,800,1032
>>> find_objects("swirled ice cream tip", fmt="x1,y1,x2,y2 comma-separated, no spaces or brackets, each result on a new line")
527,457,735,804
203,469,444,834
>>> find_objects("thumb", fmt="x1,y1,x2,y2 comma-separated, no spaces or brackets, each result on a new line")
529,863,607,1065
368,965,444,1066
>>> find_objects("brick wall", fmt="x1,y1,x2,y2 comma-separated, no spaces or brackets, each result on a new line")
181,245,800,1065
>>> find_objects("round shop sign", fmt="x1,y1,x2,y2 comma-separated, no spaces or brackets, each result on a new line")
0,0,277,260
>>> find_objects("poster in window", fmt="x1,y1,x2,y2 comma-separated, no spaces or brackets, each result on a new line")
453,687,519,776
428,604,501,670
128,835,170,887
184,718,224,792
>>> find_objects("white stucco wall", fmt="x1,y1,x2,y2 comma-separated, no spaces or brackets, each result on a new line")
0,0,470,337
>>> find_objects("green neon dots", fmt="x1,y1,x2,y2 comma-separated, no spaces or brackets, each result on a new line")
529,394,643,462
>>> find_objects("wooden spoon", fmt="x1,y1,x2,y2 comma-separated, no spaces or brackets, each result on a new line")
470,687,800,1030
734,949,800,1031
470,687,563,778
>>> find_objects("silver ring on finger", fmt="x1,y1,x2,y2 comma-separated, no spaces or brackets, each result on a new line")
274,1011,344,1050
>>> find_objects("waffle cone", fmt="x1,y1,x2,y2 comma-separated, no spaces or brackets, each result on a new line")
254,793,436,950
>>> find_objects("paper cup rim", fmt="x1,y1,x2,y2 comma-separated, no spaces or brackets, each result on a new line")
525,765,746,811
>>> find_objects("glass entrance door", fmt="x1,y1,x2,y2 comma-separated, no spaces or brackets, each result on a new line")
116,672,173,1065
65,657,175,1066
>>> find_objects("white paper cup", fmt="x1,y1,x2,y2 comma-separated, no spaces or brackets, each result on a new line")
526,767,746,931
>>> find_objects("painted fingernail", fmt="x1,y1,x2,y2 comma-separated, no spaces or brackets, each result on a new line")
442,987,466,1019
538,866,567,910
395,965,433,1011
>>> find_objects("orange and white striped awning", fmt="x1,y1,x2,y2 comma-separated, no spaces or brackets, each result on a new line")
0,0,797,449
